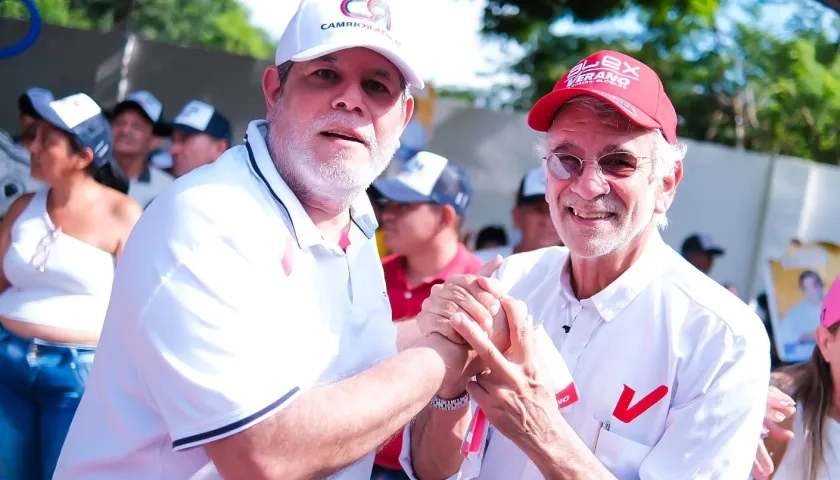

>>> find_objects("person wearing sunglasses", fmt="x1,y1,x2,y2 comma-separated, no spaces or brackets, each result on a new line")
0,92,142,480
404,50,770,479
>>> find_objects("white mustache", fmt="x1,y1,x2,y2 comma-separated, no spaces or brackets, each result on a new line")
310,113,375,147
562,197,624,214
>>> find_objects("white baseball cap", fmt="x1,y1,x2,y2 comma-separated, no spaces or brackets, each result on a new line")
275,0,423,89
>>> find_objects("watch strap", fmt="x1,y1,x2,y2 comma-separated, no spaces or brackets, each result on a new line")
431,391,470,410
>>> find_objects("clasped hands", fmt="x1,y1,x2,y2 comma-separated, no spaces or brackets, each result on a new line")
417,257,563,447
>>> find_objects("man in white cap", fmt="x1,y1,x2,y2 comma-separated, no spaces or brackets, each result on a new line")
53,1,482,479
474,167,561,262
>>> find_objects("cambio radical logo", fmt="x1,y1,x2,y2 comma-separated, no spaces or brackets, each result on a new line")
321,0,399,45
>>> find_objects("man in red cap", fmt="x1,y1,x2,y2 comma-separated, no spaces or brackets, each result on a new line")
402,50,771,479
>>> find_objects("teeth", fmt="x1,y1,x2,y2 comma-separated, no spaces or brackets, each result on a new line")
572,208,610,220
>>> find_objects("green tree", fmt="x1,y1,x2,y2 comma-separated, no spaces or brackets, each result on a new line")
485,0,840,163
0,0,274,58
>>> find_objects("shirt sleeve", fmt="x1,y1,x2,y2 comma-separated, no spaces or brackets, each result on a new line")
637,319,770,479
130,232,318,451
399,401,488,480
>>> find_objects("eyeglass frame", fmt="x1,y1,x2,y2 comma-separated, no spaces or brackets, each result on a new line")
541,150,653,181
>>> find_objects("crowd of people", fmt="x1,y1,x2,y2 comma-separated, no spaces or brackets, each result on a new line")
0,0,835,479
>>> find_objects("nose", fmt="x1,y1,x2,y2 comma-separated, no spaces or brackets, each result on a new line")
169,140,183,159
332,81,366,116
569,162,609,200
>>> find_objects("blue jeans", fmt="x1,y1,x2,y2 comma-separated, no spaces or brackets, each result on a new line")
0,325,94,480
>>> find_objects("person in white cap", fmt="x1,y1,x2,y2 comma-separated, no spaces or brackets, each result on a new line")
52,1,485,479
401,50,770,479
474,167,561,263
108,90,174,207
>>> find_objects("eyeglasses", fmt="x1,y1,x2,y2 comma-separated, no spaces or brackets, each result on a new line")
30,227,61,272
542,152,651,180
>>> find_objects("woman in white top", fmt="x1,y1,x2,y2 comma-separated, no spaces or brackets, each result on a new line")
0,93,142,480
764,275,840,480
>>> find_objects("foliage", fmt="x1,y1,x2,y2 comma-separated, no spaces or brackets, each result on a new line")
0,0,274,58
483,0,840,163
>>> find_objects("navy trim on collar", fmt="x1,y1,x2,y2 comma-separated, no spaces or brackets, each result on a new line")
244,134,376,245
137,163,152,183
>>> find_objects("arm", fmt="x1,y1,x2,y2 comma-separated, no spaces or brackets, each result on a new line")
407,400,474,479
205,334,467,479
132,232,469,480
635,323,770,479
112,197,143,260
0,193,34,292
395,317,422,351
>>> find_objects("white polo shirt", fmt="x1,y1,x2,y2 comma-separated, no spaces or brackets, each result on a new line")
128,164,173,208
54,120,396,480
401,235,770,479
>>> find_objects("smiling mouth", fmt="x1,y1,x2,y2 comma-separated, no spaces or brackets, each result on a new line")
567,207,614,220
320,130,364,144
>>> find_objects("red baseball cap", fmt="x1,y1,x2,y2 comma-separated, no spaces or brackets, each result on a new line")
821,276,840,329
527,50,679,144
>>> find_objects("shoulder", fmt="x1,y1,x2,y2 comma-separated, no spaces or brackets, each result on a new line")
3,192,35,226
458,244,484,274
381,253,403,275
109,190,143,230
494,247,568,287
128,148,285,262
652,252,769,362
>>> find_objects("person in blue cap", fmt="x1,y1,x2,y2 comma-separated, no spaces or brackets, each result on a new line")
0,88,54,218
0,92,142,480
168,100,232,178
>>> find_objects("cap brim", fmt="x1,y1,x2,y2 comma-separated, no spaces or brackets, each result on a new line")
527,88,659,133
290,41,424,89
371,179,430,203
30,97,74,135
707,248,725,256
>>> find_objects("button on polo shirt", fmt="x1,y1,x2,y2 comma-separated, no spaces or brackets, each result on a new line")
375,243,482,471
400,235,770,479
54,120,396,480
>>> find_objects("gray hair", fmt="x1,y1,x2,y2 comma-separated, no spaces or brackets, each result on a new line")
545,95,687,230
275,60,411,116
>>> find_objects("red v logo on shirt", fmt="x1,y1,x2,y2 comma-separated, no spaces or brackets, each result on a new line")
612,384,669,423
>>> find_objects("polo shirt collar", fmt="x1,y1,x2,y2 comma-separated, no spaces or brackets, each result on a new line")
559,232,667,322
243,120,377,249
394,243,475,289
137,163,151,183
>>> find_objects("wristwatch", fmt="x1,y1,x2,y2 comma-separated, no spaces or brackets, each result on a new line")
430,391,470,411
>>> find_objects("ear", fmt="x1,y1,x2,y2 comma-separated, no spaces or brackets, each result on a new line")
510,206,521,230
401,95,415,131
440,204,458,229
213,139,228,157
262,65,282,111
654,159,683,216
816,326,835,362
75,147,95,170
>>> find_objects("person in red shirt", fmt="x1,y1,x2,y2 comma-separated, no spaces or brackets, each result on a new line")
370,151,482,479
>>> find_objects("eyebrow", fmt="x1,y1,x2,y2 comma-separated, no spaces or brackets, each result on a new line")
314,54,396,83
550,140,640,157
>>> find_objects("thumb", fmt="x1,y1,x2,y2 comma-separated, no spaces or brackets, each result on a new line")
478,255,503,277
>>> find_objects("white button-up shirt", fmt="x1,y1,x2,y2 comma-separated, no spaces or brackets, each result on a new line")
54,120,396,480
401,234,770,479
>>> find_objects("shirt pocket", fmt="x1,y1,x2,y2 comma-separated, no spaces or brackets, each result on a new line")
594,426,653,480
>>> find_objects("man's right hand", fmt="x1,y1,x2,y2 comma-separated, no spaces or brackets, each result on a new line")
417,255,508,348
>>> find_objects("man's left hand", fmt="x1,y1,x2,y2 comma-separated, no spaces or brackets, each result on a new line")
450,297,562,450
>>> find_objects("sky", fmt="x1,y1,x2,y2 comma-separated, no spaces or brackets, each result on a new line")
239,0,521,89
240,0,821,90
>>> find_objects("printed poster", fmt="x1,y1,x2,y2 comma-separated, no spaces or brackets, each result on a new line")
765,241,840,364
